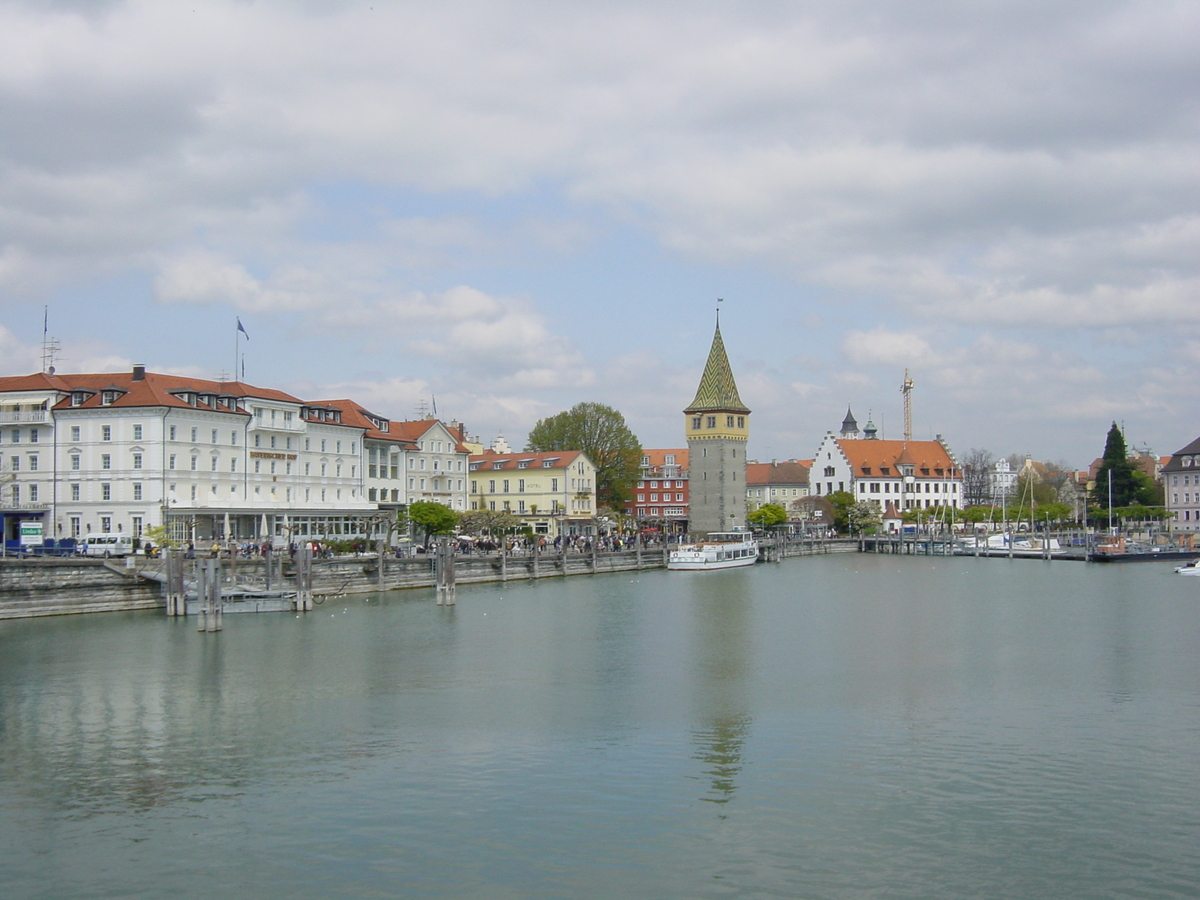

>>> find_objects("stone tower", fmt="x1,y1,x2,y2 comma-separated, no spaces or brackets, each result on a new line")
684,319,750,537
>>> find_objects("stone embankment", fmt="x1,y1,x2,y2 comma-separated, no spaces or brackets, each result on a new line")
1,537,857,620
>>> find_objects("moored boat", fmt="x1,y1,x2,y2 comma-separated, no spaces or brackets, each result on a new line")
667,532,760,570
1174,558,1200,575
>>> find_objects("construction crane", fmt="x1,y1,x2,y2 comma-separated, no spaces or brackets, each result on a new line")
900,369,914,442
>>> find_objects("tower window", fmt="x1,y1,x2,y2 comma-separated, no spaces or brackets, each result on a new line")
692,417,701,429
707,416,716,428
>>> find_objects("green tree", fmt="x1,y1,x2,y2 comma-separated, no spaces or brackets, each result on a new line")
748,503,788,529
1092,423,1145,510
827,490,855,534
409,501,459,547
525,402,642,507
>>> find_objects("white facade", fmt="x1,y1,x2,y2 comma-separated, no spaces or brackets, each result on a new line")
811,432,963,513
0,370,382,547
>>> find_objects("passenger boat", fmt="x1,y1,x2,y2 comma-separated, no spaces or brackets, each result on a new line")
1174,558,1200,575
667,532,760,570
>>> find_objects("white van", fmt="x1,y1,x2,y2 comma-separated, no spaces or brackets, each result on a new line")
80,533,135,558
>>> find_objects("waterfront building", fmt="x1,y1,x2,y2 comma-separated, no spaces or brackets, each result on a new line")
468,449,597,537
684,320,750,536
320,400,471,512
746,460,810,512
625,448,690,532
811,430,963,513
0,367,469,549
1162,435,1200,532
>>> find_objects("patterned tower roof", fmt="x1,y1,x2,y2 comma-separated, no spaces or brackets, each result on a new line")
683,325,750,414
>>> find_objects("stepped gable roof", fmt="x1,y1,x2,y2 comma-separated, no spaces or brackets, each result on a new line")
746,460,810,486
0,369,305,415
684,325,749,414
468,448,585,472
835,438,957,476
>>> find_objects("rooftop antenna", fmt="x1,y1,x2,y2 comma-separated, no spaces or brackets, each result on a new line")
716,297,723,328
900,368,914,443
415,398,430,419
40,306,60,374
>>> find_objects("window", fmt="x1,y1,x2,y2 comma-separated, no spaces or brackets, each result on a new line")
212,457,220,472
169,454,177,469
29,484,38,502
100,516,111,532
212,429,218,444
692,417,701,430
102,425,112,441
727,415,734,427
101,454,111,470
190,456,198,471
28,455,38,471
101,483,111,501
231,459,237,473
30,428,38,443
133,424,143,441
169,425,177,441
191,427,198,442
71,483,80,501
707,416,716,428
232,431,238,446
738,417,745,428
133,483,142,501
130,454,142,470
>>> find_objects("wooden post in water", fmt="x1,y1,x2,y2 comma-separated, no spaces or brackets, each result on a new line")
164,549,186,616
435,536,456,605
197,556,222,632
532,539,540,579
295,544,313,611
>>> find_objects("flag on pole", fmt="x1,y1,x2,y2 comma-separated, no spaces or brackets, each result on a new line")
237,318,249,339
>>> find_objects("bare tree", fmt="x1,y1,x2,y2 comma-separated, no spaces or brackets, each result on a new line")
960,447,995,507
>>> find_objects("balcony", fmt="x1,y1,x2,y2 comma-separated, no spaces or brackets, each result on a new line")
0,410,47,423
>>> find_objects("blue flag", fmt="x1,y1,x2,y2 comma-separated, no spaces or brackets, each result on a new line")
237,318,249,339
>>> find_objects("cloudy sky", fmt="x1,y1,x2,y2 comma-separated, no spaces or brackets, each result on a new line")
2,0,1197,467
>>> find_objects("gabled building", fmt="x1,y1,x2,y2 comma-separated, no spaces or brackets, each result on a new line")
319,400,471,512
1162,436,1200,532
684,320,750,536
811,430,963,513
468,449,597,537
746,460,810,512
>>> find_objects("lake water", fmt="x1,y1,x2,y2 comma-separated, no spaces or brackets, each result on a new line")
2,555,1199,899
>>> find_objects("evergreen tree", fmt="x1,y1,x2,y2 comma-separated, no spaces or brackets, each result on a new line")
1091,423,1143,509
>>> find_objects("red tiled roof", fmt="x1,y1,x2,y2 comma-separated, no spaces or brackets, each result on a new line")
746,460,810,486
836,439,957,476
469,449,585,472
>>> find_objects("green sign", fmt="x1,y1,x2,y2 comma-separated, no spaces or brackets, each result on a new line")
19,521,44,547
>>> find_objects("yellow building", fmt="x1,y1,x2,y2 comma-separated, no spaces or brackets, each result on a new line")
468,449,597,537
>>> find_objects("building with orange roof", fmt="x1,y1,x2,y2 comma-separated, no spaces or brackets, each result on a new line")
745,460,810,512
812,428,963,514
468,448,597,538
319,400,471,512
0,366,468,550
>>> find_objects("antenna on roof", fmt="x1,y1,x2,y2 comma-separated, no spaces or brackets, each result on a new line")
40,305,60,374
900,368,914,443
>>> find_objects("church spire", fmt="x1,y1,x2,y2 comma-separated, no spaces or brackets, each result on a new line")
684,322,750,414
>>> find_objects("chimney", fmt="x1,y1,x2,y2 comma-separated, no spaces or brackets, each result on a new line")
132,365,145,381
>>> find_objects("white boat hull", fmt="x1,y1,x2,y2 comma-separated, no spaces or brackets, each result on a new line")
668,534,760,571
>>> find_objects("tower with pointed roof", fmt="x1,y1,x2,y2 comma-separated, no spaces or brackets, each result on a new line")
684,319,750,536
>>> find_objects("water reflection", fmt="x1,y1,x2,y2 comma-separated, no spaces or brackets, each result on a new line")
687,570,754,806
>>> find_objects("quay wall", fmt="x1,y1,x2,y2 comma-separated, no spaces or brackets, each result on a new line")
0,538,857,620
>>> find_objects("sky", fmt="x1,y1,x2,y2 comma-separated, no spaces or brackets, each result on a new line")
1,0,1198,469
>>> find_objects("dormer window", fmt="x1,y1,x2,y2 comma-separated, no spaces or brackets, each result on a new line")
493,462,504,470
101,390,117,406
71,391,88,407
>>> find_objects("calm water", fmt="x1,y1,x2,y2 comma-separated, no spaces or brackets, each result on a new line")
2,555,1199,899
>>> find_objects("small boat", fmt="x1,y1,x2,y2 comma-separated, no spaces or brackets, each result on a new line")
667,532,760,571
1174,559,1200,575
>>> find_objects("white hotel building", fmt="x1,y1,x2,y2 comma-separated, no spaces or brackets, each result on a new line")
0,367,468,548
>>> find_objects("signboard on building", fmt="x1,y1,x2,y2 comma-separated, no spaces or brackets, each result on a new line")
19,520,44,547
